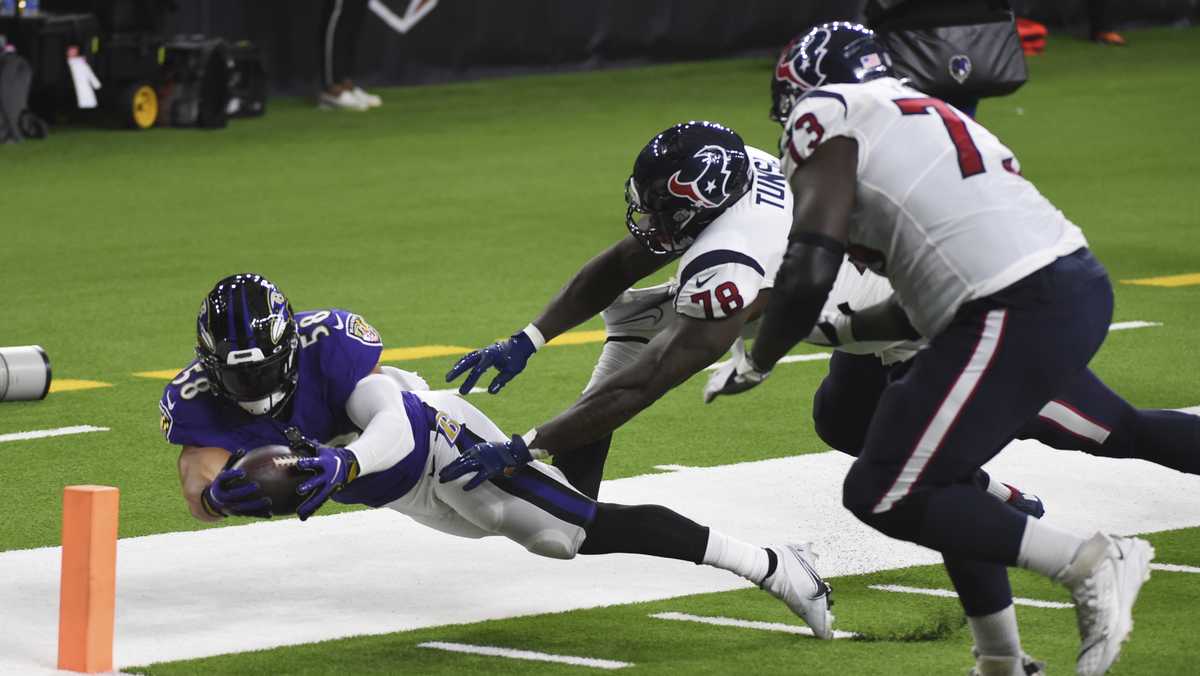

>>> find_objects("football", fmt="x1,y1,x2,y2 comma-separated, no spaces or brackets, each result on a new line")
231,445,311,516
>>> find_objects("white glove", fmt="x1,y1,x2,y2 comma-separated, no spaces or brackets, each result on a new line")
703,338,770,404
805,306,855,347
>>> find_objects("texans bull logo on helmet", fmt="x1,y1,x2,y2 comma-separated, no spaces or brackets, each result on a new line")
667,145,738,210
775,27,833,93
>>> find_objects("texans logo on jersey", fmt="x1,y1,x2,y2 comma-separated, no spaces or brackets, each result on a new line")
667,145,737,210
775,27,833,92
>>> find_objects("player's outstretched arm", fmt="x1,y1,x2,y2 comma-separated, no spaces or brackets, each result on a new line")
445,235,672,395
750,137,858,371
806,294,920,347
536,299,761,453
439,303,758,488
177,445,271,522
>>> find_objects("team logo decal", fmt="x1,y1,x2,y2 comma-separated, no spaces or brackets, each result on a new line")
667,145,737,209
159,401,174,441
268,290,289,344
776,28,832,91
949,54,972,84
197,300,217,352
346,314,382,346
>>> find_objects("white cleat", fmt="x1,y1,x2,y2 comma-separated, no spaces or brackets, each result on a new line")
600,281,678,342
968,650,1046,676
351,86,382,108
1055,532,1154,676
760,543,834,640
318,89,369,111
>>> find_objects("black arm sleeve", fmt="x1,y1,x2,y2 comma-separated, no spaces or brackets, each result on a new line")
750,233,844,369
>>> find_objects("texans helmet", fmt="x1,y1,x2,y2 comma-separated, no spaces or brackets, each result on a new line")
196,273,299,416
770,22,894,123
625,121,752,255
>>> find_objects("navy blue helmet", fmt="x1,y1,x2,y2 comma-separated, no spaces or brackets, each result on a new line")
196,273,299,416
625,121,752,255
770,22,894,123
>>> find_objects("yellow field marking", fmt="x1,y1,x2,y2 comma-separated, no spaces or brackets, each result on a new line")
546,330,606,346
133,370,182,380
49,379,113,393
1122,273,1200,288
379,345,472,362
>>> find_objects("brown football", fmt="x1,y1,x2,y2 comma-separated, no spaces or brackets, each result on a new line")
231,445,311,516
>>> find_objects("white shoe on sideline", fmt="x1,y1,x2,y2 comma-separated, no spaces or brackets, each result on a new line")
351,86,382,108
968,649,1046,676
1056,532,1154,676
760,542,834,640
318,89,368,111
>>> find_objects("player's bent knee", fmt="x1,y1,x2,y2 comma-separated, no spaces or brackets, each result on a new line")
523,529,579,560
841,460,889,518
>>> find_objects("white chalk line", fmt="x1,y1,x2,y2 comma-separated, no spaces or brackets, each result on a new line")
703,320,1159,373
1109,321,1162,331
0,425,110,444
868,584,1073,609
650,612,858,639
654,464,693,472
417,642,632,670
1150,563,1200,574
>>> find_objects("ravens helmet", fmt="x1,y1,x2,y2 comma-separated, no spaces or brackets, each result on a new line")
770,22,894,123
625,121,752,255
196,273,299,416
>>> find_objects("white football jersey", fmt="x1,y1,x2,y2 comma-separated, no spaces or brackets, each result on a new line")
674,146,793,320
780,77,1088,337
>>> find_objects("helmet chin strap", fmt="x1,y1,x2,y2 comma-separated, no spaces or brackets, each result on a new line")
238,389,288,416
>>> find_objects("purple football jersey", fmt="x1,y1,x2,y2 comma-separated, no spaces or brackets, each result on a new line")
159,308,383,453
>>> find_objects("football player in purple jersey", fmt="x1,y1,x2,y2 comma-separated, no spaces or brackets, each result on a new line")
159,273,836,637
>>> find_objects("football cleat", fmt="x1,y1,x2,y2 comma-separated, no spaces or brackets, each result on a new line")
600,281,678,342
1004,483,1046,519
761,543,834,640
968,649,1046,676
1055,532,1154,676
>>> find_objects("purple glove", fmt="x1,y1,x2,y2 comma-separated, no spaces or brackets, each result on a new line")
438,434,533,491
445,329,538,395
288,431,360,521
200,450,272,518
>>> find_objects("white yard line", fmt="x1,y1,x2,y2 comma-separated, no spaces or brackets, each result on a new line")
432,386,485,395
0,425,109,444
650,612,858,639
417,642,631,670
868,584,1072,609
1150,563,1200,574
653,464,693,472
702,320,1158,373
1109,321,1162,331
2,437,1200,673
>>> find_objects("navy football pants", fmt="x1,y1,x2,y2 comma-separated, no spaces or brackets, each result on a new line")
841,250,1114,616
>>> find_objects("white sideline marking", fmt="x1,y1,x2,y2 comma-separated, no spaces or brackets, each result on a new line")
0,425,109,443
868,584,1073,609
1151,563,1200,574
654,464,693,472
1109,321,1162,331
701,319,1157,375
3,437,1200,674
650,612,858,639
706,352,832,372
432,386,485,395
417,642,631,670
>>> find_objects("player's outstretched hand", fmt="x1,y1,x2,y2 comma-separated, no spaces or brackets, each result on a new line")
439,434,533,491
288,432,360,521
445,329,540,395
703,338,771,404
201,450,273,518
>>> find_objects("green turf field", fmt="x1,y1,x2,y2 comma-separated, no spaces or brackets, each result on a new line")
3,25,1199,675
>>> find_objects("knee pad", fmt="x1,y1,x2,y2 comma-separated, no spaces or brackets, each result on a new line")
523,529,578,560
